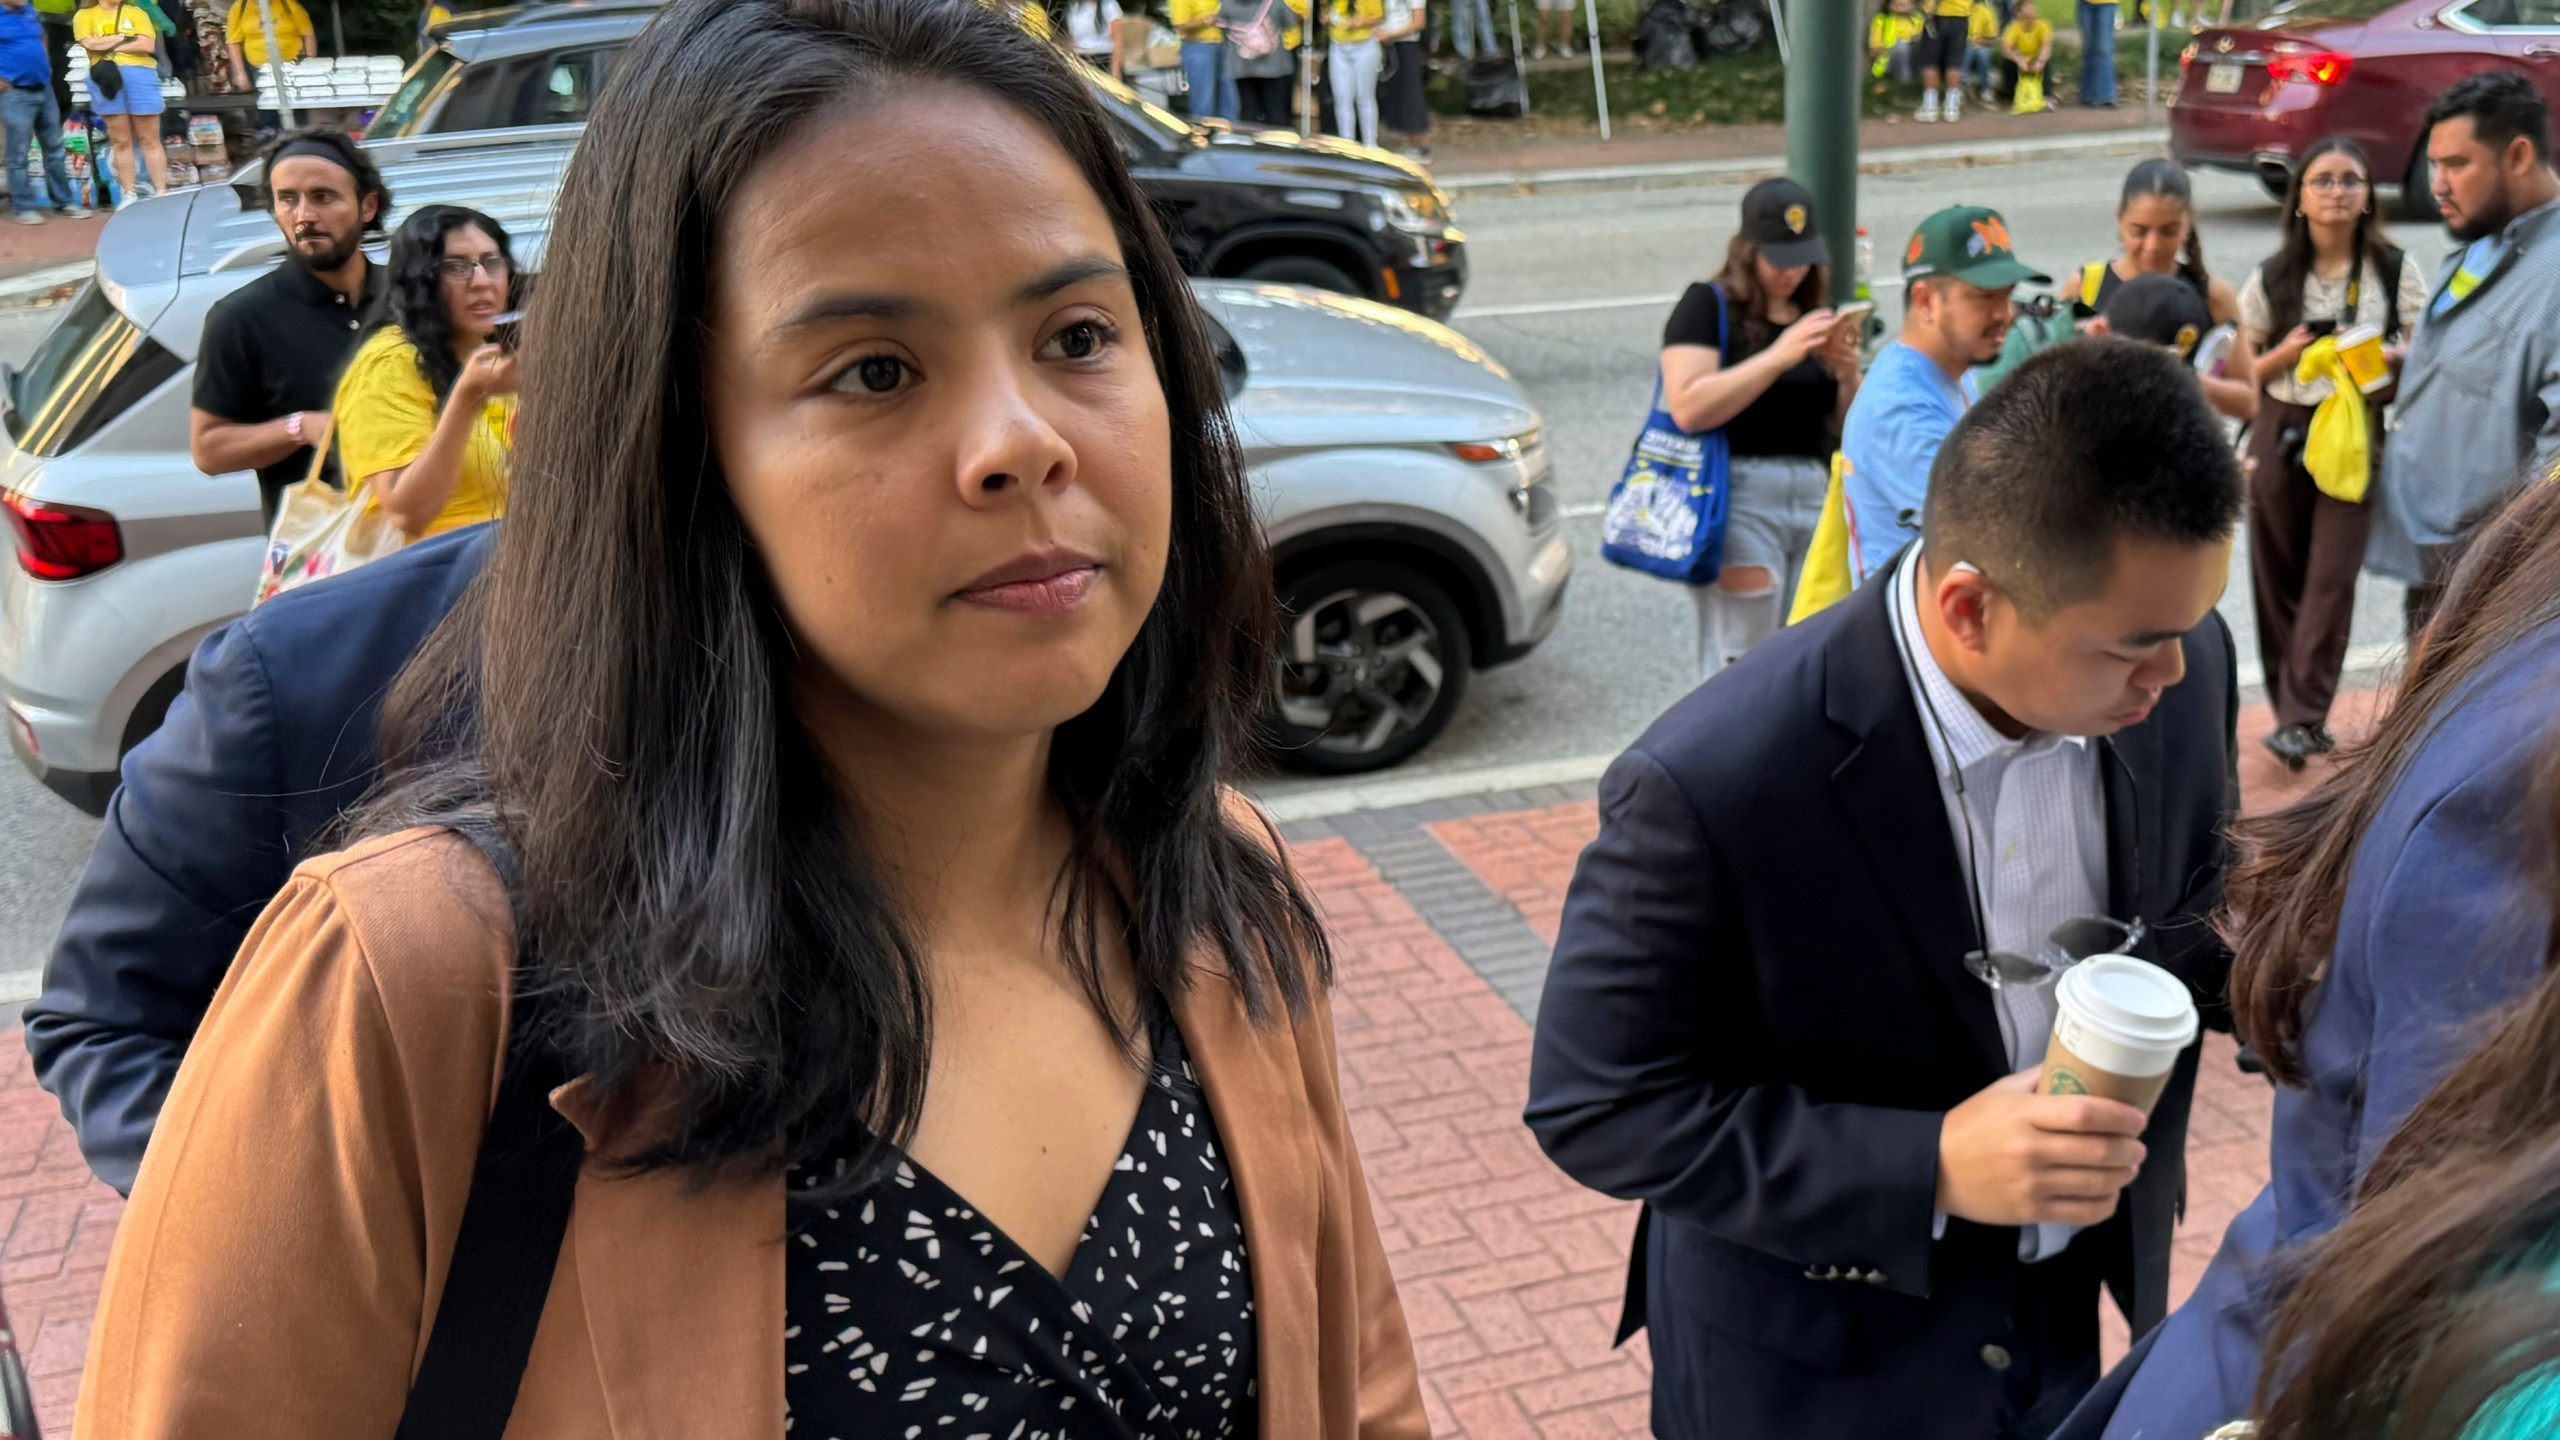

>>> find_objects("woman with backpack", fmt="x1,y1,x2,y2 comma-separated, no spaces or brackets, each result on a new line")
2238,136,2428,771
2071,159,2258,422
1656,177,1860,678
1223,0,1305,126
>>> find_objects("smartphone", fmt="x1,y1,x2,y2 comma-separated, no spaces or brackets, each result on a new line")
1832,300,1877,326
490,310,525,352
2304,317,2339,339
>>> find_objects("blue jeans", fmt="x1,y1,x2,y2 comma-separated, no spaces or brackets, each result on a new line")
1447,0,1496,58
2079,1,2117,103
1963,43,1994,91
1181,39,1236,121
2,86,75,215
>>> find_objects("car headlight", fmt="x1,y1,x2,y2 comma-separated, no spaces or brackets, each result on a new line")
1373,186,1451,235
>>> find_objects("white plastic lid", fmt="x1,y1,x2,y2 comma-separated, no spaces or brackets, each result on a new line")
2336,321,2384,346
2057,955,2198,1053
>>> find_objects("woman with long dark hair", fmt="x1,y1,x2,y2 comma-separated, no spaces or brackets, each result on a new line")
1656,176,1860,677
2068,480,2560,1440
75,1,1426,1434
2075,158,2258,421
332,204,523,541
2239,137,2426,771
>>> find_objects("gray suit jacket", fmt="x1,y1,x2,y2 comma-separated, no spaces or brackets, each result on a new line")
2374,198,2560,582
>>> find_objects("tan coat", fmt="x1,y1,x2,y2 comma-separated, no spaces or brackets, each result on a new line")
77,826,1427,1438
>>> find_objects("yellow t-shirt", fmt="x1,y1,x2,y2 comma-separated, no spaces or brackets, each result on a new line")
226,0,313,65
1968,5,1999,40
336,327,514,539
1930,0,1972,16
2002,18,2051,59
74,4,159,72
1869,12,1921,50
1328,0,1383,41
1168,0,1219,42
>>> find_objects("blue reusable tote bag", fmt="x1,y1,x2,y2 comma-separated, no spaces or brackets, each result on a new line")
1600,285,1732,583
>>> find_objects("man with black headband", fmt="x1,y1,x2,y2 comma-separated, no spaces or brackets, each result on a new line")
188,128,390,525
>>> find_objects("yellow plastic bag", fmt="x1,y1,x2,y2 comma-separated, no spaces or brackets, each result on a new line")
1790,452,1856,625
2293,336,2372,505
2012,71,2044,113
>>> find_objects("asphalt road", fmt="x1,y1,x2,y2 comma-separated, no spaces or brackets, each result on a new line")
0,155,2452,993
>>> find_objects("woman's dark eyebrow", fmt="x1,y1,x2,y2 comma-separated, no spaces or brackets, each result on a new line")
767,257,1128,345
1015,256,1128,305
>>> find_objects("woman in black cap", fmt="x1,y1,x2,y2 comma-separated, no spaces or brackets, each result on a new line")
1657,176,1862,677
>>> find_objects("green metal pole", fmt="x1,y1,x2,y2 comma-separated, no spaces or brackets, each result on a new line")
1784,0,1860,307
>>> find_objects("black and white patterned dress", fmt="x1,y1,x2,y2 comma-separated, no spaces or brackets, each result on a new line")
783,1006,1259,1440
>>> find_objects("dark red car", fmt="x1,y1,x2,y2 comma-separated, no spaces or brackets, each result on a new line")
2170,0,2560,218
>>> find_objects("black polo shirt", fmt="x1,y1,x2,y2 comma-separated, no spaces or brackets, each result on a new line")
192,257,383,516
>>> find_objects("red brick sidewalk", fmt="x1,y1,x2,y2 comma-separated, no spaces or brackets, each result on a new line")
0,693,2370,1436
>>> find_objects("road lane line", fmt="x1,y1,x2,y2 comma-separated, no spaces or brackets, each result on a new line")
1252,751,1619,821
1460,275,1902,322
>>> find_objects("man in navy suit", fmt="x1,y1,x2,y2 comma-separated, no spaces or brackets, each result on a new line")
1527,340,2242,1440
24,525,494,1195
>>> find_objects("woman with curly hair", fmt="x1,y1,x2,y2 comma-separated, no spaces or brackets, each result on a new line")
332,203,524,540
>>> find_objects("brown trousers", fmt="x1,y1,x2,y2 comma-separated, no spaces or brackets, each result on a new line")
2247,397,2373,731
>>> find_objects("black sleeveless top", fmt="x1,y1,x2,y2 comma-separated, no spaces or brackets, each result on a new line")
782,1005,1260,1439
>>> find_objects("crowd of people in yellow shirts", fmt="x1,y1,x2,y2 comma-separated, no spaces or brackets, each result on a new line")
1869,0,2057,120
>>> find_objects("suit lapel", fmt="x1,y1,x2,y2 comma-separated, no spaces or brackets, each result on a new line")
2097,724,2158,928
551,1080,786,1438
1172,965,1321,1440
1822,574,2010,1075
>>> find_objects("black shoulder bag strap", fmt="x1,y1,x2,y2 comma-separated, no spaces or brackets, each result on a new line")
394,824,586,1440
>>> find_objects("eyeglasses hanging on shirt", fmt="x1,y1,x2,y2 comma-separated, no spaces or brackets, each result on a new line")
1892,555,2147,996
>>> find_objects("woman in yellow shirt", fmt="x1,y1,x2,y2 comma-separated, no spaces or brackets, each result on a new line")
1327,0,1384,147
1169,0,1234,120
334,204,521,540
74,0,171,202
1868,0,1920,84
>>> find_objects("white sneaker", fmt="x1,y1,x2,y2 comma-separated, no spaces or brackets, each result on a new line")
1944,92,1962,122
1916,97,1939,122
1531,42,1548,59
1559,39,1576,57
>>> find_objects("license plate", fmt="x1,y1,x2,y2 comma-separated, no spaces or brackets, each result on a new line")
2205,62,2244,94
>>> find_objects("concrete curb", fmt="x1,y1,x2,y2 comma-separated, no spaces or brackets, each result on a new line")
0,260,94,307
1439,126,2168,199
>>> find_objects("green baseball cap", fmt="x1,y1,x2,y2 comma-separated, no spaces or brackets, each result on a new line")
1899,205,2049,289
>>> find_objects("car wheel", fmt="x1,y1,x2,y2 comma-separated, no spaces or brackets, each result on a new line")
1239,255,1366,297
2401,146,2442,222
2257,169,2291,204
1267,561,1471,775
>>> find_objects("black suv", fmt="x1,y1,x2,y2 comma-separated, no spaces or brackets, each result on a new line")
368,1,1468,317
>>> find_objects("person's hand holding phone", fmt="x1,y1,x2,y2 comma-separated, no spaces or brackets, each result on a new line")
1772,308,1840,367
458,344,521,404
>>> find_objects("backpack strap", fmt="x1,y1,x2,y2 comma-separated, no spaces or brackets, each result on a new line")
393,823,584,1440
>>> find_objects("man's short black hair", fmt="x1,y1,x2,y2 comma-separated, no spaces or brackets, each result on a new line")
255,127,393,232
2425,71,2550,162
1922,338,2240,618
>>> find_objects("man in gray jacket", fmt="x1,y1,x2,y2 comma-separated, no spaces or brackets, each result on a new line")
2380,72,2560,635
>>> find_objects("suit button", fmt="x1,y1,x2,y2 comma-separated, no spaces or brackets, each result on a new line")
1980,1344,2013,1372
1865,1270,1889,1286
1803,1266,1822,1281
1823,1265,1841,1280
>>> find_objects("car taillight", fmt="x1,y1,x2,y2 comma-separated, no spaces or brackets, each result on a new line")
2178,42,2196,71
2267,51,2351,86
2,487,122,580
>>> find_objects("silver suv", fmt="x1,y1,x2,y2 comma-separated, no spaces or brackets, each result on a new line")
0,131,1569,811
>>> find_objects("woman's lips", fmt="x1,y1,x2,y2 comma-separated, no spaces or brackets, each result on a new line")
955,565,1101,616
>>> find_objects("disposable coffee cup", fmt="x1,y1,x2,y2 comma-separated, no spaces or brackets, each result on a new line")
2038,955,2199,1117
2336,322,2390,395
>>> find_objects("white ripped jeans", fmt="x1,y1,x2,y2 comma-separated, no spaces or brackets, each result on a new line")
1687,453,1830,680
1330,38,1382,148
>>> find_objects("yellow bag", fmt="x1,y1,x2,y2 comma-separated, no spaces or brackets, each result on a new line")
1790,452,1856,625
2012,72,2043,113
2293,336,2372,505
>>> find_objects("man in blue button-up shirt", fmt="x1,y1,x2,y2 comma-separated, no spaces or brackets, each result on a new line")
0,0,87,223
